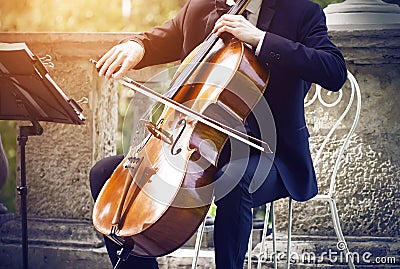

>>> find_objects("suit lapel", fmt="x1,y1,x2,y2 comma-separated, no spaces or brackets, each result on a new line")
205,0,277,37
257,0,277,31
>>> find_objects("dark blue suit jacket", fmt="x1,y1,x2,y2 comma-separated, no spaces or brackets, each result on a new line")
130,0,347,202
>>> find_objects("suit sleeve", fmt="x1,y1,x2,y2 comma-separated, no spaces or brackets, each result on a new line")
257,3,347,91
123,1,191,69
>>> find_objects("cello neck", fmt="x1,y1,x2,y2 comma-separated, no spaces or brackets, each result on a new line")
164,0,252,98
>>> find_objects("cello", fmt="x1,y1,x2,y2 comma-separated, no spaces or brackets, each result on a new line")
92,0,271,258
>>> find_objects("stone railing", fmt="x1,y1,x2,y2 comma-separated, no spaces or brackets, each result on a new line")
0,30,399,268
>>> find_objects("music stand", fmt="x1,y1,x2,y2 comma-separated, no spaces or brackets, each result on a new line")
0,42,85,269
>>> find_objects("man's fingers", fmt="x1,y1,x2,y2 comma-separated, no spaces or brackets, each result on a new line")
214,20,241,36
105,53,125,78
96,41,144,79
98,50,120,78
96,47,114,67
216,25,236,37
96,47,115,74
213,14,245,33
113,58,135,79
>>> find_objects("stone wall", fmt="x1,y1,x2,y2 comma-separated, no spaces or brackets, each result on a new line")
273,30,400,239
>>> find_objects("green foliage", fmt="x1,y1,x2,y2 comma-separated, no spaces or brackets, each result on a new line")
208,203,217,218
0,121,17,212
313,0,344,9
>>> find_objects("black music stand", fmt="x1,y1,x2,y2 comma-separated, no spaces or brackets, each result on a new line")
0,42,85,269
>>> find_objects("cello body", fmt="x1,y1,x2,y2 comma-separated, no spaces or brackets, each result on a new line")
92,36,269,257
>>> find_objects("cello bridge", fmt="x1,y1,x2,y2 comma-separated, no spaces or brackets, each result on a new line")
141,120,174,145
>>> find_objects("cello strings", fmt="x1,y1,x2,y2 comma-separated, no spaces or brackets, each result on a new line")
164,0,249,98
146,0,248,121
120,77,271,153
138,0,249,116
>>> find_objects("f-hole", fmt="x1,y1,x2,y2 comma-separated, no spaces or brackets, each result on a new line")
171,119,186,155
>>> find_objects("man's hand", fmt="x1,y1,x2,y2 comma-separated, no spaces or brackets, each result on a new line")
96,41,145,79
213,14,265,47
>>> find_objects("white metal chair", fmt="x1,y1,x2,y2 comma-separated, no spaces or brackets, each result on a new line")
191,70,361,269
252,70,361,269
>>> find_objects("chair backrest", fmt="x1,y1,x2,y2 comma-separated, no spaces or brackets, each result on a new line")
304,71,361,197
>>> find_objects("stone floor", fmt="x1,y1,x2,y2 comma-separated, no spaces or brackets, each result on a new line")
0,215,399,268
1,244,399,269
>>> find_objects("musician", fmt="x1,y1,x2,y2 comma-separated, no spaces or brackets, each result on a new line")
90,0,347,268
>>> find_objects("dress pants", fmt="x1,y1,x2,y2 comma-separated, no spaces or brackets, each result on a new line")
89,154,289,269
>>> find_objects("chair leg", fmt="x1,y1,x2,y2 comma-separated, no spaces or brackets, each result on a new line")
328,199,356,269
271,202,277,269
256,203,272,269
286,198,293,269
191,217,207,269
248,208,254,269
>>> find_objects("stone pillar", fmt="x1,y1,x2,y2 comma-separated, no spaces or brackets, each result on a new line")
0,33,169,269
270,1,400,266
324,0,400,30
